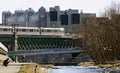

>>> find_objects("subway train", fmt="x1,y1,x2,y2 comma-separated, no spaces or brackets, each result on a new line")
0,26,65,36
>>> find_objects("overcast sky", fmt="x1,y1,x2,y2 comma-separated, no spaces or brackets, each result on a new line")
0,0,118,23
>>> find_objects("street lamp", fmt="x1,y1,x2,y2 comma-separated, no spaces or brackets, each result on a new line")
12,24,18,51
12,24,18,62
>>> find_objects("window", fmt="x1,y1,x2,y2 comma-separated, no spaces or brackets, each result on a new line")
17,15,25,22
29,29,33,32
29,14,38,21
6,16,15,22
3,28,7,31
71,14,80,24
54,30,58,32
47,30,51,32
60,15,68,25
50,11,57,21
22,29,26,32
41,29,45,32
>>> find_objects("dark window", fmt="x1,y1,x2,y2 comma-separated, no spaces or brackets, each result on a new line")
47,30,51,32
29,29,33,32
22,29,26,32
54,30,58,32
41,30,44,32
71,14,80,24
60,15,68,25
3,28,7,31
50,11,57,21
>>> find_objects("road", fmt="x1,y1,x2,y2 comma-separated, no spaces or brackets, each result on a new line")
0,63,21,73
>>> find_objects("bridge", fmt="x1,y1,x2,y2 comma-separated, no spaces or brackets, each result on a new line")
0,35,85,64
8,47,84,56
8,47,86,65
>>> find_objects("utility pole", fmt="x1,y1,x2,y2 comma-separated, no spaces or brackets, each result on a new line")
12,24,18,62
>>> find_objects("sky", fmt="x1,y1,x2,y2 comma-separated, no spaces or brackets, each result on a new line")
0,0,118,23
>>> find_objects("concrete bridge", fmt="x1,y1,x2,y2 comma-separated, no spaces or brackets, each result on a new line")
8,47,84,56
8,47,85,65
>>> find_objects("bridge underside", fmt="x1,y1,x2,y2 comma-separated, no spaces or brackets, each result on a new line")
8,48,84,56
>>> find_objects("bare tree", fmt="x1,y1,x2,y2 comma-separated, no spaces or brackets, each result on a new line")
102,1,120,17
72,1,120,64
80,11,120,64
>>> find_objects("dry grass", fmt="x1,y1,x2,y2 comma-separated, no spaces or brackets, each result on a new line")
39,64,54,68
78,62,95,66
18,64,35,73
97,64,113,68
0,59,3,63
18,64,54,73
78,62,120,68
97,63,120,68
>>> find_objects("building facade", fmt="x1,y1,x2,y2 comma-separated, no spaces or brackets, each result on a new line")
2,7,46,27
47,6,81,33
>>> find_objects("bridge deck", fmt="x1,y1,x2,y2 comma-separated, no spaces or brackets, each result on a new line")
8,48,84,56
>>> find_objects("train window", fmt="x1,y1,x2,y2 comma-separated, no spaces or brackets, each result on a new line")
0,28,2,31
29,29,33,32
41,30,44,32
37,29,39,32
42,29,46,32
11,29,13,32
7,28,10,31
22,29,26,32
3,28,7,31
16,29,19,32
47,30,51,32
17,29,21,32
54,30,58,32
33,29,37,32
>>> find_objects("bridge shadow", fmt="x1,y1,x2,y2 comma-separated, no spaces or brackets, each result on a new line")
38,62,78,66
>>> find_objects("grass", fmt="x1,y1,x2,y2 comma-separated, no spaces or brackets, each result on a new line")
78,62,95,66
78,62,120,68
18,64,35,73
39,64,54,68
0,60,3,63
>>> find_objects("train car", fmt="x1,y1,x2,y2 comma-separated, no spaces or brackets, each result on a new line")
17,27,40,35
0,26,65,36
40,27,65,36
0,26,13,35
0,26,40,35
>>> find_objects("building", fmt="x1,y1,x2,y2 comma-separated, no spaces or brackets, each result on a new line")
38,7,47,27
47,6,61,28
47,6,96,33
47,6,81,33
2,7,47,27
